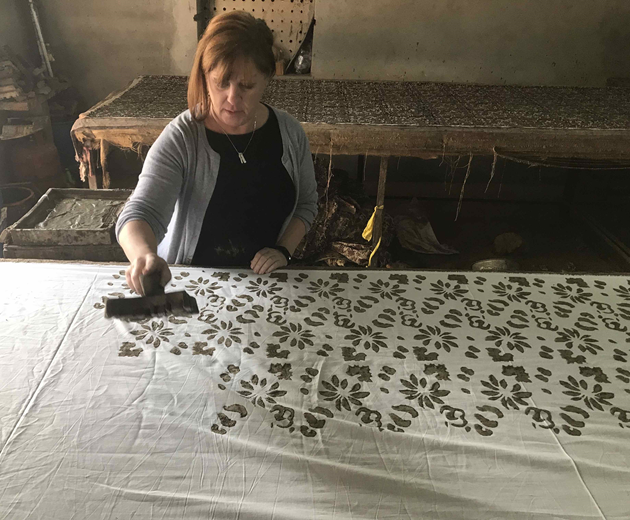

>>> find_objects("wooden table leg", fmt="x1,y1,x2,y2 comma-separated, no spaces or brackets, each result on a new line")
88,147,98,189
357,154,366,183
370,156,389,265
100,140,110,189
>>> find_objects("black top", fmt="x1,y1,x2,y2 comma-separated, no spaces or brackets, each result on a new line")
192,107,295,267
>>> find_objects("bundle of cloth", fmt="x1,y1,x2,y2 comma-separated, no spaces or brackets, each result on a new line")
293,158,394,267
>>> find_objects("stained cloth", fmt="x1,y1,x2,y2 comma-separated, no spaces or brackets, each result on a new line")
1,261,629,519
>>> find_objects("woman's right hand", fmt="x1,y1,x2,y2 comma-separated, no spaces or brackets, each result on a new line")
119,221,171,296
125,253,172,296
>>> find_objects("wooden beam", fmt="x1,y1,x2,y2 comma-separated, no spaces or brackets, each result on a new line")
72,117,630,162
302,124,630,161
88,148,98,189
372,156,389,251
100,140,110,189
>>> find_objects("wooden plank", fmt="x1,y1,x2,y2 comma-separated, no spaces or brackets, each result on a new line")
0,68,18,80
0,85,22,99
71,116,171,152
0,84,20,93
0,97,34,111
0,120,44,140
363,181,566,202
0,77,19,87
0,207,7,235
3,243,128,262
72,117,630,161
88,171,98,190
303,124,630,161
101,140,110,189
372,156,389,249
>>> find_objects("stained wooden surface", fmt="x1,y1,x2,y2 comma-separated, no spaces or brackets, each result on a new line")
72,75,630,160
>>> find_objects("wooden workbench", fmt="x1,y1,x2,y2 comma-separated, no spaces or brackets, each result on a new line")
71,75,630,252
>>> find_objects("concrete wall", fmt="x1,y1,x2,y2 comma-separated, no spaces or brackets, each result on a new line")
0,0,39,65
312,0,630,86
5,0,628,108
36,0,197,109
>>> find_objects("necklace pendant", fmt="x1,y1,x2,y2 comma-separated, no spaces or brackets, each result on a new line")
238,152,246,164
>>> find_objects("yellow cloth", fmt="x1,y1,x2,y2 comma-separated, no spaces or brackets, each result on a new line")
362,205,384,241
362,205,384,267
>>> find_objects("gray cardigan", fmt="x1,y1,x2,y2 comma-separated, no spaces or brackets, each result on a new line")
115,107,318,265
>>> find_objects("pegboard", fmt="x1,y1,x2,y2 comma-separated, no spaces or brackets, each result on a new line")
211,0,314,63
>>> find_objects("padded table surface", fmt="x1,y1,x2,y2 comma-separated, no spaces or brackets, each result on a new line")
1,261,629,518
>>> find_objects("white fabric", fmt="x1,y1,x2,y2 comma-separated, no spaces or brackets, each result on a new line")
0,261,629,519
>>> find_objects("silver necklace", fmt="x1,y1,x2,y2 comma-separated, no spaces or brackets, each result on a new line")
212,108,257,164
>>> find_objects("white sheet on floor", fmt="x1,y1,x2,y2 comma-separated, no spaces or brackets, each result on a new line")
0,261,629,519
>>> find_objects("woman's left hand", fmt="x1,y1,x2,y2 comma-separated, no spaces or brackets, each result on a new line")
251,247,287,274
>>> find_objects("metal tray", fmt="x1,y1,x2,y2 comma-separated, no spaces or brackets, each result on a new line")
8,188,131,247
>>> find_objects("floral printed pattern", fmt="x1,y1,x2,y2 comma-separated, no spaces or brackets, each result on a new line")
105,268,630,439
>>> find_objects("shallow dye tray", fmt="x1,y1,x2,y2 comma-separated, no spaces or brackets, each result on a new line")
8,188,132,247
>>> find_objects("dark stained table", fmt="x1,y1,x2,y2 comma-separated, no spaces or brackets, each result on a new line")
71,75,630,252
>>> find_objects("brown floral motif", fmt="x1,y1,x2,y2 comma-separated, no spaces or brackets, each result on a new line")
270,404,295,429
368,280,406,300
485,326,530,353
112,268,630,439
185,277,218,296
555,328,602,355
429,280,467,300
481,375,532,410
613,283,630,301
197,308,218,323
424,363,450,381
414,325,458,352
202,320,243,347
269,363,293,380
130,320,174,348
307,279,344,299
552,283,593,304
320,375,370,411
474,405,505,436
413,274,427,285
345,325,388,352
611,407,630,428
192,342,215,356
525,407,559,433
492,282,531,303
119,342,142,357
246,278,282,298
273,323,315,350
412,346,439,361
560,376,614,411
400,374,450,409
237,375,287,408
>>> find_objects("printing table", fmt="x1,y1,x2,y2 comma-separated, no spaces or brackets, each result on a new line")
1,260,629,518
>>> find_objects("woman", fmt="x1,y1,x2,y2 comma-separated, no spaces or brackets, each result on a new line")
116,11,318,295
